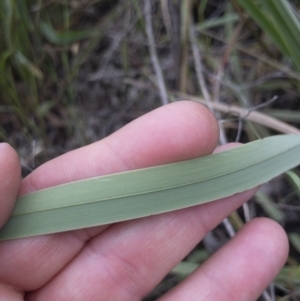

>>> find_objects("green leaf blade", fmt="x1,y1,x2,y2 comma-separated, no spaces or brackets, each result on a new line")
1,134,300,241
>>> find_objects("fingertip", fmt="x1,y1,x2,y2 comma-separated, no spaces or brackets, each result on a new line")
243,217,289,267
174,100,220,154
120,100,220,165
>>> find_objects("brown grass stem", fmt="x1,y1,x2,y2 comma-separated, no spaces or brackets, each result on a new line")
176,92,300,135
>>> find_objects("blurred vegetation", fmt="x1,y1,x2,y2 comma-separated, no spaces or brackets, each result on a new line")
1,0,300,300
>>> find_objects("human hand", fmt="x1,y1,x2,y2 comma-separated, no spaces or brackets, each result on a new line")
0,101,288,300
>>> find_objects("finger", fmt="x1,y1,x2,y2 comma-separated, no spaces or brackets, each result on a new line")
0,101,219,290
0,143,21,228
27,186,258,301
19,100,219,194
159,218,289,301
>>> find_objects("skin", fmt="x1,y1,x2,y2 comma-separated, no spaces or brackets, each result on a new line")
0,101,288,301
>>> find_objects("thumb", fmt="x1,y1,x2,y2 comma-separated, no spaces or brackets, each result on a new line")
0,143,21,228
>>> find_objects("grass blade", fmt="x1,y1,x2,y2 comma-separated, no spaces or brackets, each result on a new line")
40,22,94,45
1,134,300,241
235,0,290,57
261,0,300,70
196,13,239,31
236,0,300,71
255,190,285,222
276,266,300,289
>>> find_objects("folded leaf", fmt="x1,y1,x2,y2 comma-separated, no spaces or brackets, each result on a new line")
1,134,300,241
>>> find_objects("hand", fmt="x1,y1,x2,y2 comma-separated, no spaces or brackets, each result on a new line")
0,101,288,301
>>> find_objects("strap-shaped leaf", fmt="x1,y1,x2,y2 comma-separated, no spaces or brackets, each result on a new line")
1,134,300,241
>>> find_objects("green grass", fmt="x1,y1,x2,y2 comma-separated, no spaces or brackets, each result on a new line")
1,0,300,300
0,0,123,150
